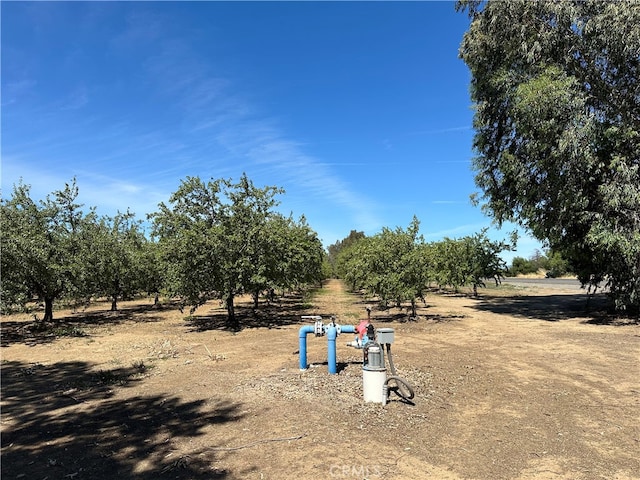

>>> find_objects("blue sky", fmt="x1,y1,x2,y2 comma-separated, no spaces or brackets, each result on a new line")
2,1,543,261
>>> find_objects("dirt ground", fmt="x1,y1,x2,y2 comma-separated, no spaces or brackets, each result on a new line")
2,279,639,480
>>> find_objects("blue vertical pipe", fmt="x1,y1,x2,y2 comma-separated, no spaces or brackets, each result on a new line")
298,325,314,370
327,324,356,375
327,325,338,374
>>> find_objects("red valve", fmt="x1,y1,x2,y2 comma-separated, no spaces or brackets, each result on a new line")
355,319,370,339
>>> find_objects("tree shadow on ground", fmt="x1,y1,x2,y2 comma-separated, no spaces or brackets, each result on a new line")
1,302,172,347
471,292,616,322
420,313,467,323
1,360,246,479
370,311,466,324
372,312,417,323
186,294,313,332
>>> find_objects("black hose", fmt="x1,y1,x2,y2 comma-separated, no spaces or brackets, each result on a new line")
384,344,415,402
385,376,415,402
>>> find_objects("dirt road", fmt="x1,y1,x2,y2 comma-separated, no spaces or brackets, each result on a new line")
501,277,584,290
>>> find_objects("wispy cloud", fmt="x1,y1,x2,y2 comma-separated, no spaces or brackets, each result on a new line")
3,4,383,237
431,200,469,205
2,78,37,106
407,125,472,136
130,23,383,230
109,9,164,53
1,154,163,219
76,172,167,216
423,222,488,239
435,159,471,164
213,119,382,229
59,86,89,110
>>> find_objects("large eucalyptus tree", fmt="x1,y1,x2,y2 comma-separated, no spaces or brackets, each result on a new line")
457,0,640,312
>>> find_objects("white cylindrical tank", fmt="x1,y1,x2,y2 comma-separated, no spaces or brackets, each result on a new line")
363,367,386,403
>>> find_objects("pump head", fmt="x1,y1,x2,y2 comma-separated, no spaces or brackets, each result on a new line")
363,342,385,370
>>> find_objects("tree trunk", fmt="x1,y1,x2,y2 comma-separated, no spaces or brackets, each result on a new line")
43,297,54,322
410,298,417,319
226,293,239,330
253,290,260,309
111,279,120,311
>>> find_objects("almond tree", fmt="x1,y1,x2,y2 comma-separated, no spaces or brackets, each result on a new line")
269,214,326,294
338,217,430,317
460,230,513,297
84,210,148,311
327,230,366,278
150,174,284,329
1,179,93,321
429,231,512,296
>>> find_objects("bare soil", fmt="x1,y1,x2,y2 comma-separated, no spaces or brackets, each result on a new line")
2,280,639,480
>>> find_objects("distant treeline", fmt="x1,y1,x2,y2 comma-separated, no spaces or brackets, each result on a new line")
508,250,573,278
327,218,515,317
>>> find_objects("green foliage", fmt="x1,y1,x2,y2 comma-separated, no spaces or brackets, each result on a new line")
509,256,538,276
327,230,366,277
337,217,428,316
83,210,150,311
336,220,512,305
508,249,571,277
1,174,325,327
457,0,640,312
259,213,326,300
137,239,164,303
151,174,276,326
150,173,324,328
335,236,369,292
430,230,511,296
1,179,94,321
546,251,571,278
1,179,160,320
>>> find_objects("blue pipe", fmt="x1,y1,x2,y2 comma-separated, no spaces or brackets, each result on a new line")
328,325,355,374
327,325,337,374
299,324,355,373
341,325,356,335
298,325,315,370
